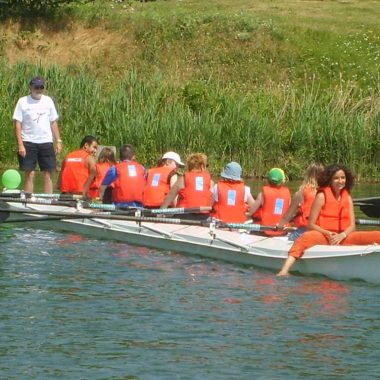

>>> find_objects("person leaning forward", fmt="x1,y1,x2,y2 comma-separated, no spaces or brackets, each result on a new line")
13,76,62,193
59,135,98,198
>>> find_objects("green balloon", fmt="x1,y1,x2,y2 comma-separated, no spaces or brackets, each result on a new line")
2,169,22,189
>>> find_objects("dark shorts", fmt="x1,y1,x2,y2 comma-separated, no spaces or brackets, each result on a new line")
18,142,56,172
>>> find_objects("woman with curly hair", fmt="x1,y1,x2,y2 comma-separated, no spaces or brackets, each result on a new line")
278,164,380,276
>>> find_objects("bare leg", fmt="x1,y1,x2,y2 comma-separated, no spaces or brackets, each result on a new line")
42,171,53,194
277,256,297,276
24,170,35,193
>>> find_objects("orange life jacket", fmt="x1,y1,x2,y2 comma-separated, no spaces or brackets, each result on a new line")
60,149,90,194
112,161,145,203
143,166,174,207
317,187,351,233
212,181,246,223
88,162,113,199
293,185,316,228
177,172,212,209
260,185,291,236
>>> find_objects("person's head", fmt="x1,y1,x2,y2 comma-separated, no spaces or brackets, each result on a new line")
302,163,324,189
161,151,185,169
29,76,45,100
221,162,242,182
318,164,354,192
98,147,116,164
267,168,286,186
120,144,136,161
187,153,208,172
80,135,98,156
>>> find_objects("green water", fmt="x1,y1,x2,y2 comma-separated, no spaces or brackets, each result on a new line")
0,227,379,379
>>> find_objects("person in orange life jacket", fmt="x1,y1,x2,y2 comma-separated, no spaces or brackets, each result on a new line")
143,151,185,208
277,163,324,241
277,164,380,276
59,135,98,197
160,153,214,220
99,144,146,208
248,168,291,236
212,162,255,223
88,147,117,201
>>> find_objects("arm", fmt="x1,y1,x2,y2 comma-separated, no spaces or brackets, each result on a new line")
14,120,26,157
161,176,184,208
247,192,263,216
82,155,97,198
278,190,303,228
51,120,62,154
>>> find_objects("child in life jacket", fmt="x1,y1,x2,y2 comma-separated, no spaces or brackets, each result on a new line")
143,151,184,208
277,163,324,241
212,162,255,223
248,168,291,236
161,153,213,220
87,146,116,201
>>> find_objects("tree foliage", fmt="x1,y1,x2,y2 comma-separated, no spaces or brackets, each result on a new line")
0,0,84,18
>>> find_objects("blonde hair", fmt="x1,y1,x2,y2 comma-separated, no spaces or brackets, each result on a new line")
300,163,324,191
187,153,208,171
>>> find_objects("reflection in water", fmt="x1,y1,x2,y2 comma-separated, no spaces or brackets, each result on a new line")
0,227,378,379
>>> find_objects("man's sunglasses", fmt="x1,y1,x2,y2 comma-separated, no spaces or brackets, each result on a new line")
33,85,45,90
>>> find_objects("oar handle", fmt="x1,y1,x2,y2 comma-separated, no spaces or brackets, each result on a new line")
356,218,380,226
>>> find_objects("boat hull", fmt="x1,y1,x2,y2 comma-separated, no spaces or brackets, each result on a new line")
5,202,380,283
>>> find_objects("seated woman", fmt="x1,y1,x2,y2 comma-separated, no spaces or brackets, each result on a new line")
277,164,380,276
277,163,324,241
161,153,213,220
87,146,117,201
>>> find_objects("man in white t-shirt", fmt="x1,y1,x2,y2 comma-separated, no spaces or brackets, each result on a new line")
13,76,62,193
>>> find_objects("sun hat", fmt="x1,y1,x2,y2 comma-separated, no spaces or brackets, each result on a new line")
162,151,185,167
221,162,242,181
267,167,286,185
29,76,45,87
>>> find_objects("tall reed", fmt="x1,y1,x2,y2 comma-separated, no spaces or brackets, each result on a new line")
0,62,378,180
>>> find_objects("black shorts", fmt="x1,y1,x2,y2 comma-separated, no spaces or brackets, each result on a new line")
18,142,57,172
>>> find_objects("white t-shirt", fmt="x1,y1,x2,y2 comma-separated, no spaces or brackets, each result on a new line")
13,94,59,143
212,184,252,202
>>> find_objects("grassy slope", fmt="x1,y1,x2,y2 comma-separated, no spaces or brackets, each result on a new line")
0,0,379,179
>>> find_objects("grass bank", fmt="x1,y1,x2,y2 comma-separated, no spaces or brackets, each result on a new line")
0,0,379,180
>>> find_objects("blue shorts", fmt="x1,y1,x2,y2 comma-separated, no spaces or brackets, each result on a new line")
288,227,307,241
18,142,56,172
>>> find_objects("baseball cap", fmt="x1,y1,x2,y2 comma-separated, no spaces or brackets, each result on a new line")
267,168,286,185
162,151,185,167
29,76,45,87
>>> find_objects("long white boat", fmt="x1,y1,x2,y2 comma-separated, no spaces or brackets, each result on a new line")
2,200,380,284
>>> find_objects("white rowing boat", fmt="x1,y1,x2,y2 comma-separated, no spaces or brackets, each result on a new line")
3,200,380,284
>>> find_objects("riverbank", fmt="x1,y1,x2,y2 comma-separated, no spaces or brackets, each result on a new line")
0,0,379,179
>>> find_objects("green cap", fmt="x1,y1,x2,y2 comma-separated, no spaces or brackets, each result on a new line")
267,168,285,185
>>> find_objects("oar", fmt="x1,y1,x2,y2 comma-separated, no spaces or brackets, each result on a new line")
356,218,380,227
0,205,293,233
0,196,77,207
0,192,82,201
353,196,380,218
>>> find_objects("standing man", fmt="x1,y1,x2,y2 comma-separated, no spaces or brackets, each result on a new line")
13,76,62,193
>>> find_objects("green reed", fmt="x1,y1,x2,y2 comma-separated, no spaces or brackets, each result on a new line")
0,62,379,180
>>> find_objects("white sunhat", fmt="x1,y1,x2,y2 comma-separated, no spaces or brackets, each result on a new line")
162,151,185,167
221,162,242,181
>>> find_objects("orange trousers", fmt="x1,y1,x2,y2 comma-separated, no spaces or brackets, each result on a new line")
289,230,380,259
